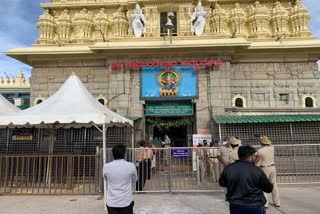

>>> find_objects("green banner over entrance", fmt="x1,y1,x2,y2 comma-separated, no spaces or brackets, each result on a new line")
146,102,193,116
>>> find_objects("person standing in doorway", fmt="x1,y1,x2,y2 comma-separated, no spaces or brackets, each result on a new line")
219,145,273,214
229,137,241,162
162,135,171,162
103,145,137,214
256,136,280,209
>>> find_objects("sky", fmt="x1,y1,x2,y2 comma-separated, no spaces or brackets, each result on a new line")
0,0,319,78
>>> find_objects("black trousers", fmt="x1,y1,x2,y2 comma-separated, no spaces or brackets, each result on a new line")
229,204,266,214
107,201,134,214
147,158,152,180
136,161,147,191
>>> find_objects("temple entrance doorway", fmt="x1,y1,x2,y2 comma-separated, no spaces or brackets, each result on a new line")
147,116,194,147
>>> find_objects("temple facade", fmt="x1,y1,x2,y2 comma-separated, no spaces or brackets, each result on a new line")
6,0,320,145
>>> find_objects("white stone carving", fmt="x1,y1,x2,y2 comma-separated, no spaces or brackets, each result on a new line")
230,3,247,38
37,9,56,44
129,4,147,38
188,1,207,36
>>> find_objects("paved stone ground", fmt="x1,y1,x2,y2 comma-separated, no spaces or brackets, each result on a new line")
0,185,319,214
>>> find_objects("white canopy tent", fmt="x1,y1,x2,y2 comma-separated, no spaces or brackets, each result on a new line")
0,93,21,114
0,73,132,127
0,74,133,203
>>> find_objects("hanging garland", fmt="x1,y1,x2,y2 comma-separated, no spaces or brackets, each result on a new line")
147,117,194,130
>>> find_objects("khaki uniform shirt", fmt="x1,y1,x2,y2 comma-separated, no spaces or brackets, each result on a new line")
208,147,218,158
257,145,275,167
229,146,239,162
208,147,219,163
164,138,171,147
218,146,233,164
198,146,208,160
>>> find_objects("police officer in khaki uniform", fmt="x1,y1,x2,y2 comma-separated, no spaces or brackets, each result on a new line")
228,137,241,162
256,136,280,208
208,142,219,182
217,137,233,166
198,140,209,182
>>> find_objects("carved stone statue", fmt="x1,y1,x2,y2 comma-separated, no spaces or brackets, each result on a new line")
111,5,129,37
188,1,207,36
247,1,271,38
271,1,289,37
230,3,247,38
129,4,147,38
94,8,109,42
73,8,93,43
37,9,55,44
209,4,228,36
56,9,72,43
289,0,311,37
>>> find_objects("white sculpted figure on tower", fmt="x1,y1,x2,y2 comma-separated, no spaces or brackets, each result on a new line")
188,1,207,36
130,4,147,37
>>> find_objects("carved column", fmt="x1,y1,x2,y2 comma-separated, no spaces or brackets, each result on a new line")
94,8,109,42
72,8,93,43
56,9,72,44
247,1,271,38
230,3,247,38
36,9,56,44
289,0,311,37
179,6,191,36
271,1,289,37
209,4,228,37
111,5,129,37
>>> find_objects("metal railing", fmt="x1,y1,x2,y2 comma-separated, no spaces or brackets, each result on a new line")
1,144,319,195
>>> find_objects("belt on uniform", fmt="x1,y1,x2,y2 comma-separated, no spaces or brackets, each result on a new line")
261,164,275,167
209,156,217,158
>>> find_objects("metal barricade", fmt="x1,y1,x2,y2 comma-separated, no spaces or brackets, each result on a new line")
1,144,320,195
0,154,102,195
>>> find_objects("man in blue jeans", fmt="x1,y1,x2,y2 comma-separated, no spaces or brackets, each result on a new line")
219,145,273,214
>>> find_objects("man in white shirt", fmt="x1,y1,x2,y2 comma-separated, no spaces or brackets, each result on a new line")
103,145,138,214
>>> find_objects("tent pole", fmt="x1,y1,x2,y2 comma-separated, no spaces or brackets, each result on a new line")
103,123,107,210
6,128,10,154
46,126,55,185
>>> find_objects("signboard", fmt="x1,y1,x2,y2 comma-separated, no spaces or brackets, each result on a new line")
192,134,212,147
172,149,189,158
146,102,193,116
12,129,33,141
141,66,198,99
192,134,212,171
111,59,224,70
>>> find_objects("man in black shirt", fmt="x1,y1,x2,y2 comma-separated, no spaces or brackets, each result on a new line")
219,145,273,214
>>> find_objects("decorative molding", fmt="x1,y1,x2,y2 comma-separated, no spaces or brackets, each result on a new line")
35,0,314,45
0,71,30,88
